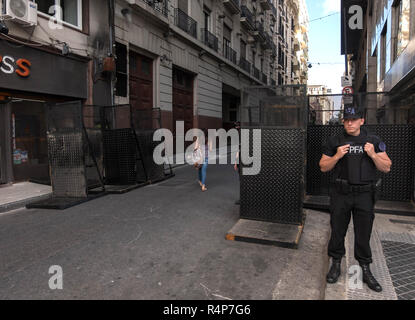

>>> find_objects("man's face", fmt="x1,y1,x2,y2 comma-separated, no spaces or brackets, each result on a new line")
343,118,364,135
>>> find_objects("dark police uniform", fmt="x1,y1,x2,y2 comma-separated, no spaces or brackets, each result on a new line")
323,125,386,265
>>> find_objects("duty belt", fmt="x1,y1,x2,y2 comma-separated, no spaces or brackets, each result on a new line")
335,179,374,193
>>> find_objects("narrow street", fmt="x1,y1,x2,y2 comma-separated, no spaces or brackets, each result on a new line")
1,0,414,305
0,163,325,300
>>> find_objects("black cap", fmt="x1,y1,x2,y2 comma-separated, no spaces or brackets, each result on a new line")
343,106,364,120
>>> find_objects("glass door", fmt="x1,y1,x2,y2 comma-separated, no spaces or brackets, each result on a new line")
0,100,12,184
11,99,49,183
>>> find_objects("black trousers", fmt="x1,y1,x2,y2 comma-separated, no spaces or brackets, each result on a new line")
328,187,375,265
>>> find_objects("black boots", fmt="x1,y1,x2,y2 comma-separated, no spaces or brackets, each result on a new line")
361,264,383,292
326,258,342,284
326,259,383,292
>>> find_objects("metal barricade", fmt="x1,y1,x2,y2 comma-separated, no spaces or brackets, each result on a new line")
306,92,415,202
99,104,148,186
131,107,174,183
240,85,307,225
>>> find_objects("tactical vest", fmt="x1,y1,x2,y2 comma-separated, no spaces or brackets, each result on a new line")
333,128,378,184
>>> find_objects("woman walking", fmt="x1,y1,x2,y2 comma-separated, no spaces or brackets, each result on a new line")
195,128,212,192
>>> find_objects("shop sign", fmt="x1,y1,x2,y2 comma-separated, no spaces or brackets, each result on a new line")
0,54,31,77
0,39,88,99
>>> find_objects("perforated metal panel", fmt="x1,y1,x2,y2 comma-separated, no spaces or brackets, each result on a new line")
135,130,165,182
240,128,305,225
369,125,415,201
85,128,104,188
103,129,137,185
240,85,307,225
306,125,343,196
48,130,87,198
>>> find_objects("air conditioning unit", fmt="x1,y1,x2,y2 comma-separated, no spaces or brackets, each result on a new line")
1,0,38,26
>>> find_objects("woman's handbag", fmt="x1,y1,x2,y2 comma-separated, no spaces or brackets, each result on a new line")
191,147,203,169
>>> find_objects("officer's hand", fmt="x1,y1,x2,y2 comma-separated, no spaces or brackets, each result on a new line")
364,143,376,158
335,145,350,159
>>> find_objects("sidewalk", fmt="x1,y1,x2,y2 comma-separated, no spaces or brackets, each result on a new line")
0,182,52,214
325,212,415,300
0,146,236,214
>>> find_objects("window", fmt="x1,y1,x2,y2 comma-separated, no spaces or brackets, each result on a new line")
178,0,188,14
33,0,82,29
394,0,410,60
240,40,246,59
115,42,127,97
204,6,211,32
223,24,232,54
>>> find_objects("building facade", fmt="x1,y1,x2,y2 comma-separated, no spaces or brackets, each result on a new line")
0,0,309,185
307,85,334,125
342,0,415,124
113,0,309,133
0,0,113,184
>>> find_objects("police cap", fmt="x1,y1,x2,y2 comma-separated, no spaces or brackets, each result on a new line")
343,106,364,120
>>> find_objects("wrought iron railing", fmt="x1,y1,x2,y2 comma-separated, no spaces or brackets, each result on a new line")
241,5,254,27
239,56,251,74
255,21,265,34
223,43,237,64
262,32,273,49
252,66,260,79
261,72,268,84
224,0,240,10
201,29,219,52
175,8,197,39
141,0,168,17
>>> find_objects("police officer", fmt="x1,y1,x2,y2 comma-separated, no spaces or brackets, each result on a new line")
319,106,392,292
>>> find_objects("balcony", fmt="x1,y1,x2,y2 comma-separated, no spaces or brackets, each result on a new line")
201,29,219,52
261,72,268,84
271,42,277,57
271,78,276,86
252,21,266,42
270,5,278,23
292,57,300,72
293,38,300,51
139,0,168,17
175,8,197,39
223,0,241,15
260,0,272,10
240,6,255,31
270,4,277,22
223,43,237,64
261,32,273,50
239,57,252,74
252,66,260,80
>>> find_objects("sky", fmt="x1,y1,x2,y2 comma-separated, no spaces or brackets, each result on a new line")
305,0,346,94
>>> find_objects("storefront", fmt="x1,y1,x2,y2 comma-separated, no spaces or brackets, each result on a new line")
0,39,88,184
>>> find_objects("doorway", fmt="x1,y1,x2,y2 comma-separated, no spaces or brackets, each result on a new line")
11,99,49,183
0,99,12,184
172,67,194,152
129,51,154,129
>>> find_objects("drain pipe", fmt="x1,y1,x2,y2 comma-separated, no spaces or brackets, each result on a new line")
108,0,116,106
